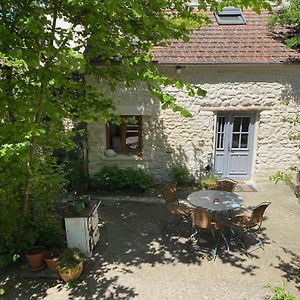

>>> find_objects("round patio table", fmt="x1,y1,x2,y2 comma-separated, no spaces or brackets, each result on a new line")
187,190,243,212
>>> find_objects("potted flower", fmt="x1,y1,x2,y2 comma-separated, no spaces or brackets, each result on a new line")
25,246,46,271
202,174,218,190
44,248,60,273
57,248,84,282
135,146,143,157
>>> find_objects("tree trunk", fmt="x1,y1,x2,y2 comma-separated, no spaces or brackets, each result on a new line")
22,86,47,217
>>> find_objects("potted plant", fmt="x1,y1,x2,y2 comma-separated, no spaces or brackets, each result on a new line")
135,146,143,157
201,174,218,190
25,246,46,271
72,200,86,215
57,248,84,282
79,195,91,207
44,249,60,273
216,179,238,192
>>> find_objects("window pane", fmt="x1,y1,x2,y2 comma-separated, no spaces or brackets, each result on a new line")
233,117,242,132
126,123,139,149
218,116,225,132
110,124,121,149
241,134,248,148
242,117,250,132
232,133,240,148
107,116,142,153
217,133,224,149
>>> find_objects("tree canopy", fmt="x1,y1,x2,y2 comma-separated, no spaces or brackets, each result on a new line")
268,0,300,48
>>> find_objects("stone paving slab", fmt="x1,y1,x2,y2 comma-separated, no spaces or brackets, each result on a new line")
19,264,58,280
0,183,299,300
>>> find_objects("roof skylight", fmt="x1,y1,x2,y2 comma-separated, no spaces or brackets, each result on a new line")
215,7,246,25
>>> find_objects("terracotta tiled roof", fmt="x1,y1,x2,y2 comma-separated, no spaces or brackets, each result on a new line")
152,9,300,64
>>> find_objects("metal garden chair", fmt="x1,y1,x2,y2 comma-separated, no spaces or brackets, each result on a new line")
189,208,229,260
162,183,191,231
229,201,271,252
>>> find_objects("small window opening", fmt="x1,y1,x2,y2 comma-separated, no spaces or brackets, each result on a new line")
106,116,142,154
215,7,246,25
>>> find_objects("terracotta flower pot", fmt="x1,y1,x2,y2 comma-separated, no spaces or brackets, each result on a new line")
58,261,84,282
25,246,46,271
45,257,58,273
44,249,60,273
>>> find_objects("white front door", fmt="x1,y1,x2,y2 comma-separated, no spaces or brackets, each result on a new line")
214,112,255,180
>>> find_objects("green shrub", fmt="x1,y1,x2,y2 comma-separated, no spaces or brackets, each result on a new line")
0,155,65,265
35,215,63,248
94,165,126,190
171,165,190,186
65,157,89,193
0,252,20,269
123,168,154,192
196,180,205,190
93,165,153,192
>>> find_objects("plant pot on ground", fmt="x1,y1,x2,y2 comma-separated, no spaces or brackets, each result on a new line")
44,249,60,273
72,200,86,215
200,174,218,190
216,179,238,192
204,181,217,190
25,246,46,271
79,195,91,207
57,248,84,282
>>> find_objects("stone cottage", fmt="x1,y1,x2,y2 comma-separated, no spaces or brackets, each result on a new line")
87,8,300,183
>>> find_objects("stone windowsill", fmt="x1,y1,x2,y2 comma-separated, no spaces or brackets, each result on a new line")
101,154,150,161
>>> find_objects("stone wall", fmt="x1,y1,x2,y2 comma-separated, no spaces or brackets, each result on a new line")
87,64,300,183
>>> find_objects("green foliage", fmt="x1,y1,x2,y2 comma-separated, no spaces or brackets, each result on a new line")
0,154,65,260
266,283,297,300
57,248,83,270
35,216,63,248
270,171,293,185
197,180,206,191
171,14,211,29
93,165,153,192
64,278,82,289
197,174,218,190
203,175,218,184
268,0,300,48
0,253,20,269
122,167,154,192
65,157,89,193
270,103,299,192
171,165,190,186
94,165,125,190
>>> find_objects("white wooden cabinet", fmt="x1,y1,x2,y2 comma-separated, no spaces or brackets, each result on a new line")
64,200,101,257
